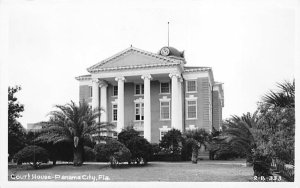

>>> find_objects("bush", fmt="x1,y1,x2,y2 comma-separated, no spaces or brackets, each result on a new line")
94,139,131,167
118,127,140,146
109,146,131,168
214,144,240,160
13,145,49,168
126,137,152,165
84,146,95,162
94,143,109,162
252,144,273,178
37,142,73,165
181,139,193,161
159,129,183,160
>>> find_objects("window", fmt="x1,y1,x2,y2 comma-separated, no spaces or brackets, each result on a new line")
113,86,118,96
160,82,170,94
160,131,168,140
160,101,170,120
187,100,197,119
135,84,144,95
89,86,92,97
186,80,197,92
135,103,144,121
112,104,118,121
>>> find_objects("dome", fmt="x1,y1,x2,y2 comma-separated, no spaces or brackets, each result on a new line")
158,46,184,58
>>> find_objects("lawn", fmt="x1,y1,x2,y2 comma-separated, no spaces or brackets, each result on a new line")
8,159,255,182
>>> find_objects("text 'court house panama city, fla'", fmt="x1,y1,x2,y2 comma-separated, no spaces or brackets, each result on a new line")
75,46,224,144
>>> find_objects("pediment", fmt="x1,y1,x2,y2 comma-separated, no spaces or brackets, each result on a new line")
87,47,182,73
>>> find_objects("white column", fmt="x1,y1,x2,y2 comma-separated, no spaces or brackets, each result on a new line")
92,79,100,122
115,76,125,133
99,80,108,122
169,73,179,130
141,74,152,142
177,78,183,131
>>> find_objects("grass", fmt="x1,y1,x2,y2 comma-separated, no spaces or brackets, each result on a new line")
8,159,255,182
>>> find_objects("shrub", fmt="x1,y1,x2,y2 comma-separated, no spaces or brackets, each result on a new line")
118,127,140,146
13,145,49,168
214,144,240,160
252,143,273,177
94,139,131,167
84,146,95,162
94,143,109,162
180,139,193,161
160,129,183,160
109,146,131,168
126,137,152,165
37,142,73,165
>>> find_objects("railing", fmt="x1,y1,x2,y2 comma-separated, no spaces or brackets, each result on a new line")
271,158,294,182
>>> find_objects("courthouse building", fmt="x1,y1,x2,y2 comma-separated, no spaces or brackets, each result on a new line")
75,46,224,143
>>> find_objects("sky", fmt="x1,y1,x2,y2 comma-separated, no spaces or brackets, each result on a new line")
1,0,297,128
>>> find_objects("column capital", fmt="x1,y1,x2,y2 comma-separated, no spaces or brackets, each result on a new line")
115,76,126,82
92,78,100,84
99,80,108,88
141,74,152,80
169,73,181,79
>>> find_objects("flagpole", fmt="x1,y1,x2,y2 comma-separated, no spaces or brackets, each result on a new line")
168,22,169,47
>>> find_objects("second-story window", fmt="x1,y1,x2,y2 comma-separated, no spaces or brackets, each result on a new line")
160,82,170,94
186,80,197,93
113,86,118,96
135,84,144,95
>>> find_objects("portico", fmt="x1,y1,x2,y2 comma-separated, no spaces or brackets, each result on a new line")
91,71,183,142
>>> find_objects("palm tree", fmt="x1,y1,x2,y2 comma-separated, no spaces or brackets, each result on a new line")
183,128,209,163
223,112,258,163
35,101,115,166
263,80,294,108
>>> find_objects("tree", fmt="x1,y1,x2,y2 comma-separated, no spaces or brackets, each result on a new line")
8,86,26,160
13,145,49,169
257,79,295,164
35,101,115,166
223,80,295,179
160,129,183,160
183,128,210,163
263,80,294,108
222,112,258,163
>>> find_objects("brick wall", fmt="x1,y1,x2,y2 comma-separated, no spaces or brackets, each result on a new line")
212,90,220,130
79,85,92,103
184,77,212,132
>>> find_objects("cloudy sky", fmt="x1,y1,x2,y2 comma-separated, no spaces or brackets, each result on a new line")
1,0,296,128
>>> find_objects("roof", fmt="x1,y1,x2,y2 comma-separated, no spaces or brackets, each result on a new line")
183,66,211,72
87,46,184,73
75,74,91,81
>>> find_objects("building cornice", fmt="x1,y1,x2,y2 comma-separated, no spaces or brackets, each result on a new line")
87,46,184,73
89,62,180,74
75,75,91,81
183,66,211,73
